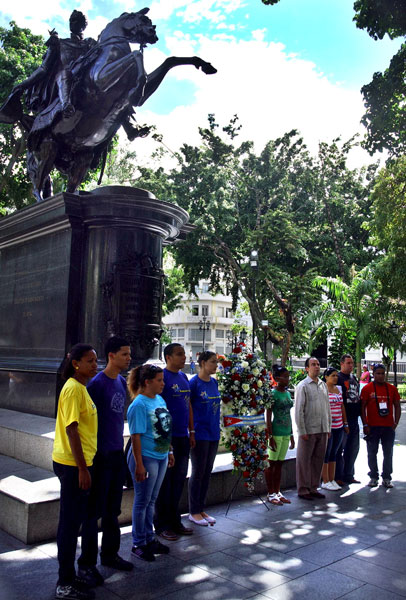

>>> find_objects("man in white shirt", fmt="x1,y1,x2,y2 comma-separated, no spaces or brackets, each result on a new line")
295,357,331,500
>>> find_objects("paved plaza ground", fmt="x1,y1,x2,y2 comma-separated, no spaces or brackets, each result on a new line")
1,404,406,600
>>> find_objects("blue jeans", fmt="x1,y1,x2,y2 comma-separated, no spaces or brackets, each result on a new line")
127,451,168,547
367,426,396,480
336,414,360,481
324,428,344,463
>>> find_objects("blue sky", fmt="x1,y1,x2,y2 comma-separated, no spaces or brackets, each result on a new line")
0,0,402,165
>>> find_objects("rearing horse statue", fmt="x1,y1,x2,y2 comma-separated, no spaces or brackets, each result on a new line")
0,8,216,201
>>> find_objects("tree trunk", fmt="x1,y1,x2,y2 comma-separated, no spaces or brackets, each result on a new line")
355,337,362,379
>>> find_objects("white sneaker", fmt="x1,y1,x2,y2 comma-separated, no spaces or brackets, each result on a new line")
382,479,393,488
321,481,334,490
331,481,342,490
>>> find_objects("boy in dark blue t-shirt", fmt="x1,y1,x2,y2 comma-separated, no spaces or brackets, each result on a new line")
154,343,195,540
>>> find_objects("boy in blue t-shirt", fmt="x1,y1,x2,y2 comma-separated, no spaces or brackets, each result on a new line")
153,343,195,540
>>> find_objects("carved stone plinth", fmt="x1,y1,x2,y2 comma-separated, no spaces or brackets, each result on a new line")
0,186,190,416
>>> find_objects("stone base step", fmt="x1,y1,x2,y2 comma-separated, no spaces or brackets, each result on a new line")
0,407,297,544
0,408,130,472
0,452,296,544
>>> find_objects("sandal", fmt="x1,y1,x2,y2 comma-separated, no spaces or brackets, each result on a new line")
267,493,283,505
278,493,291,504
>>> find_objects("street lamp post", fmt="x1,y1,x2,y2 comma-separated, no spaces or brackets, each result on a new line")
390,321,399,387
250,249,258,354
261,319,269,364
199,315,211,351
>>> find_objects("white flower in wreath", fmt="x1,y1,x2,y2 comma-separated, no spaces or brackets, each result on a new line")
242,383,250,392
252,368,260,376
257,380,263,388
241,360,249,369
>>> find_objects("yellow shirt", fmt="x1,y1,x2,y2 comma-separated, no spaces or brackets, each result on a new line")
52,377,98,466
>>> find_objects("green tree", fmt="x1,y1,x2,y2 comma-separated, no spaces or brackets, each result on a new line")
369,155,406,298
306,266,404,377
135,117,376,365
0,21,46,212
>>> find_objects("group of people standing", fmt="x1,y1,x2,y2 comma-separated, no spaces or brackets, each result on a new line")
293,354,401,501
52,340,401,600
52,339,221,600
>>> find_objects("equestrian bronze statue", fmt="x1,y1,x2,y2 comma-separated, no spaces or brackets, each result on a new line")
0,8,217,201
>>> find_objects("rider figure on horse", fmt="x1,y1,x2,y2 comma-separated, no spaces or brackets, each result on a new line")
1,11,96,125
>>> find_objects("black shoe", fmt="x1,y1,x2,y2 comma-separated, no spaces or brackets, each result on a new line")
310,491,326,499
101,554,133,571
76,566,104,588
147,538,170,554
55,582,95,599
298,493,313,500
174,523,194,536
131,545,155,562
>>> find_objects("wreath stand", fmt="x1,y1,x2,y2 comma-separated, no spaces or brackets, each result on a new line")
224,471,270,516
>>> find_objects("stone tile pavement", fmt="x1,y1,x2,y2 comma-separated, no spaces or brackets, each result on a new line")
2,406,406,600
1,478,406,600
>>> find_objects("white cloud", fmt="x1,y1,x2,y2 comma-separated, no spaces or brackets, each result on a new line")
149,0,246,23
130,31,372,169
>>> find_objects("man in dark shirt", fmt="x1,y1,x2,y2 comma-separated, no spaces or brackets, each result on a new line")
336,354,361,485
154,343,195,540
78,337,133,586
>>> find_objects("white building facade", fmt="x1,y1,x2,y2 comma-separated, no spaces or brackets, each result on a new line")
163,282,235,358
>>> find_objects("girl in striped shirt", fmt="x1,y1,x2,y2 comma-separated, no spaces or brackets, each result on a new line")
321,367,349,491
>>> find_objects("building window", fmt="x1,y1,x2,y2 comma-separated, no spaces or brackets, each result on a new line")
189,328,212,342
169,328,176,338
216,329,224,338
202,305,209,316
216,345,224,355
191,305,199,316
177,328,185,338
202,282,210,293
226,308,233,318
217,306,224,317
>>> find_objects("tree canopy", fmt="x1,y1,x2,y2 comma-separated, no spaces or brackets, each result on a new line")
135,116,377,364
0,21,45,213
369,155,406,299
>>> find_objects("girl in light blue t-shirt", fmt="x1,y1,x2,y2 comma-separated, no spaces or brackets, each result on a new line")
127,364,174,562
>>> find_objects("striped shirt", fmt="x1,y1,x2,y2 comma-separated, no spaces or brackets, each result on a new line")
329,391,343,429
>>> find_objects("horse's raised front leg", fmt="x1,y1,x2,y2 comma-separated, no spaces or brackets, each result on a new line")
138,56,217,107
27,139,57,202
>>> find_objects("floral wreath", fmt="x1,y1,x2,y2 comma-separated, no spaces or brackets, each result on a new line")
218,343,273,491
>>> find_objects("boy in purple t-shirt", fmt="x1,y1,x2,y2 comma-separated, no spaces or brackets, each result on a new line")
154,343,195,540
77,337,133,586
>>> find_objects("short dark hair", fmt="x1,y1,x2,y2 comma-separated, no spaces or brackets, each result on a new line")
105,336,130,362
198,350,216,366
163,343,183,362
272,364,289,377
305,356,318,368
340,354,353,363
372,363,385,373
62,343,95,380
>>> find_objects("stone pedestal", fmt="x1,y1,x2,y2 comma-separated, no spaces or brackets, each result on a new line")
0,186,190,417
